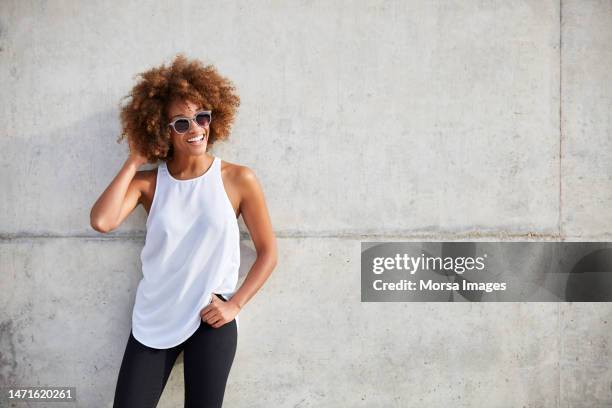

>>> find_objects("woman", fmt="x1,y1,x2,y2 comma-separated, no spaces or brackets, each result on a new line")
90,54,277,407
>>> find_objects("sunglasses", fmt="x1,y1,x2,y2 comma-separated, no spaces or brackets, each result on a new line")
167,110,212,134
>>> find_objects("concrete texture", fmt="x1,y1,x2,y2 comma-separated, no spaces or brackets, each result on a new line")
561,0,612,238
0,0,610,407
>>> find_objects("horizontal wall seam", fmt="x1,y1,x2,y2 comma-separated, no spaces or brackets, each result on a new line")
1,231,609,242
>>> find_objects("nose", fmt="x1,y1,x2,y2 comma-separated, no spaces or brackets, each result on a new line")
187,119,204,134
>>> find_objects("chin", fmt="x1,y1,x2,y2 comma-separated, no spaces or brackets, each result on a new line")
190,146,208,154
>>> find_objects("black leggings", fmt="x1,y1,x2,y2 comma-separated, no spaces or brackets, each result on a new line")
113,293,238,408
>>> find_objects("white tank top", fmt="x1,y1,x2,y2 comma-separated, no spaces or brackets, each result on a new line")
131,155,241,349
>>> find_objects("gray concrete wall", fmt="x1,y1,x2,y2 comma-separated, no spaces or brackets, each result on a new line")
1,0,610,407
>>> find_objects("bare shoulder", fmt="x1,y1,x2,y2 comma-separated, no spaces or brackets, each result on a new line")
221,160,255,183
134,167,159,208
134,167,157,187
220,159,258,188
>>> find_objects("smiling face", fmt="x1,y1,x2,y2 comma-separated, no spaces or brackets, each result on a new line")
166,98,210,158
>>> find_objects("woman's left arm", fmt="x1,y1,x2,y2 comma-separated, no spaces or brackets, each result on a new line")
202,166,278,328
229,166,278,310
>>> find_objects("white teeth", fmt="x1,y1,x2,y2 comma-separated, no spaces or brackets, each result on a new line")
187,135,204,142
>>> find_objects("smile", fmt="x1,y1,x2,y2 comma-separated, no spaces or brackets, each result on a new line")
187,135,204,144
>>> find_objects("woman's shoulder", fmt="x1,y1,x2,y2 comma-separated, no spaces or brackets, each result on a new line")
220,158,252,177
136,166,159,183
219,158,257,185
133,167,159,205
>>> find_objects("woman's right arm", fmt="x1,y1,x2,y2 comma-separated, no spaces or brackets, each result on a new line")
90,150,149,233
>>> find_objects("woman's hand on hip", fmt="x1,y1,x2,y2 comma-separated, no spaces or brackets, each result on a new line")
200,295,240,328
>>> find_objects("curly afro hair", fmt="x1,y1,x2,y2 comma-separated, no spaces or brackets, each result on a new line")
116,53,240,162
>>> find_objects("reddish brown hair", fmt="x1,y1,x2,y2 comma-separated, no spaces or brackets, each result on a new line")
116,53,240,162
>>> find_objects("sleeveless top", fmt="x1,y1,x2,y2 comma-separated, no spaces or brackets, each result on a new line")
131,155,241,349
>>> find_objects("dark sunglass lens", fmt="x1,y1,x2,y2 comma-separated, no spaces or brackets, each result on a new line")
174,119,190,133
196,112,211,126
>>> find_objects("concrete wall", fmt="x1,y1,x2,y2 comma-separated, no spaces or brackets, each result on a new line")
1,0,611,407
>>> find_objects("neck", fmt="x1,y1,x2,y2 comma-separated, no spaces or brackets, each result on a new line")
167,153,214,178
